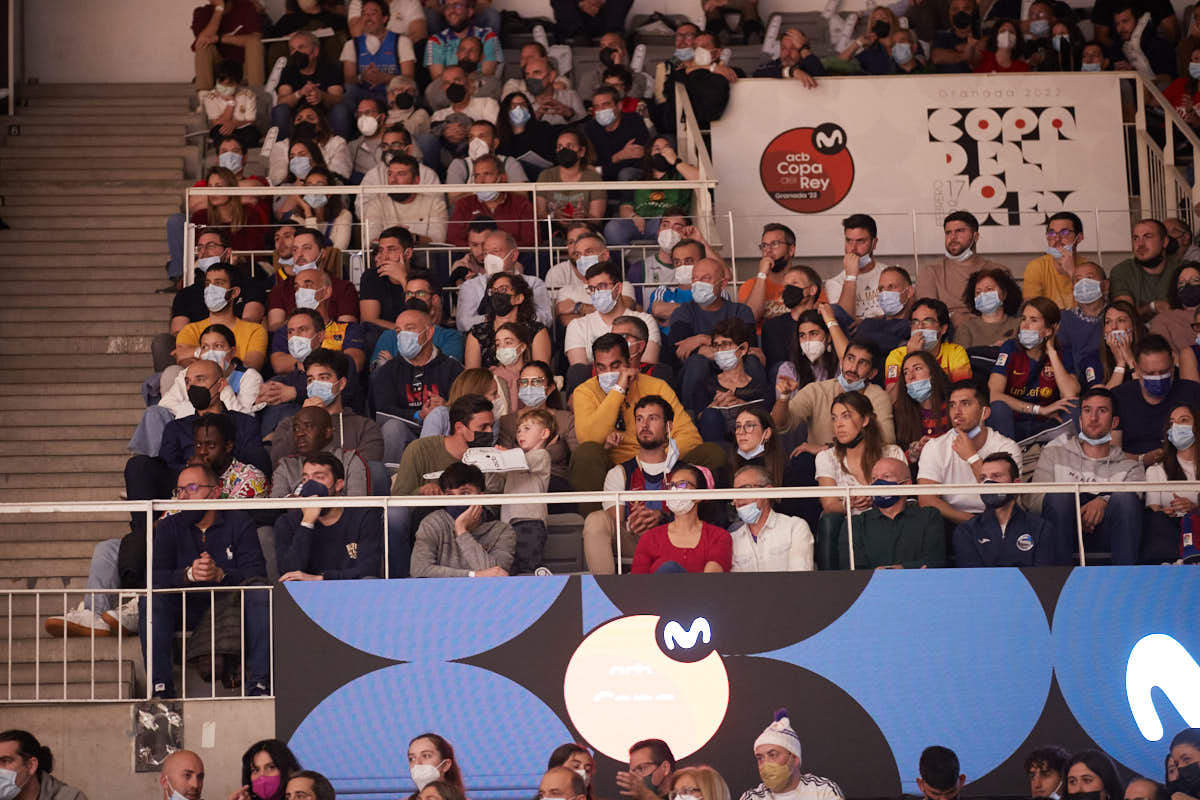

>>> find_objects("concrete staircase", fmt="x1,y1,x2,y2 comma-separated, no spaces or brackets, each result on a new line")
0,82,199,699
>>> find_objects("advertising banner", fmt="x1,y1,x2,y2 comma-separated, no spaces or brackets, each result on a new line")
711,74,1129,258
276,568,1199,800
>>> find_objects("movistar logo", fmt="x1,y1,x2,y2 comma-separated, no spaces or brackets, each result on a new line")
663,618,711,650
1126,634,1200,741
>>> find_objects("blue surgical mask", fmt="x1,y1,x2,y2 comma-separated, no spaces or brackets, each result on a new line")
691,281,717,305
1078,430,1112,446
857,254,872,268
906,377,932,403
594,108,617,127
476,189,499,203
288,335,313,361
674,47,695,61
1189,63,1200,80
307,379,336,404
518,385,547,407
878,290,904,316
1030,18,1051,37
295,287,319,309
396,329,424,360
871,478,900,508
598,371,621,393
1046,246,1064,259
508,105,532,126
294,260,319,273
714,349,740,371
964,424,982,439
203,284,230,312
218,150,243,173
196,255,221,272
735,502,763,525
576,253,600,274
891,42,912,63
1143,372,1174,398
590,287,617,314
289,155,312,179
974,290,1001,314
1073,277,1103,305
303,192,328,209
917,328,939,350
1018,329,1043,349
1169,423,1196,449
1080,62,1101,72
837,372,866,392
737,443,765,460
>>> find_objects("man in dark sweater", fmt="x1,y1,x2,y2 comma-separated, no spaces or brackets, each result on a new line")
581,87,649,181
275,452,383,580
954,453,1058,567
140,464,269,698
1113,335,1200,466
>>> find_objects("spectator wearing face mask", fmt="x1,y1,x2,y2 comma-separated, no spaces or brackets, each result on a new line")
855,266,919,356
644,231,730,340
521,56,586,127
738,711,842,800
658,31,740,133
564,262,658,393
762,266,847,371
891,28,932,73
741,223,801,325
546,227,636,328
272,349,383,468
201,60,260,151
410,461,515,577
884,298,972,404
975,20,1031,71
497,91,559,178
631,463,732,573
955,267,1023,349
425,0,502,80
838,8,904,75
988,297,1080,441
583,87,650,182
578,33,653,101
1113,335,1200,468
893,349,953,466
838,456,946,569
273,30,351,140
444,120,529,193
340,0,417,114
496,360,576,492
931,0,985,72
270,406,371,498
917,211,1013,327
349,96,391,181
1148,262,1200,354
1056,263,1110,380
603,137,696,248
446,153,535,246
535,129,607,228
425,36,502,109
688,318,768,439
385,76,432,138
753,27,824,83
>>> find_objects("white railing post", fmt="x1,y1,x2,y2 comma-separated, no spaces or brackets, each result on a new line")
614,491,623,575
1134,76,1153,221
1074,486,1087,567
845,487,855,571
1093,207,1104,265
911,209,921,275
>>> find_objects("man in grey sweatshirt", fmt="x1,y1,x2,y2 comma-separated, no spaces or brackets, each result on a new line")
410,462,515,577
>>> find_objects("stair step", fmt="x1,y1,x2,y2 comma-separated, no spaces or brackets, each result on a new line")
3,353,151,368
0,393,143,411
0,369,153,385
1,155,183,170
0,226,167,242
0,254,168,268
4,292,170,311
0,239,164,254
0,168,184,182
0,322,165,340
0,470,126,490
0,381,142,397
14,106,198,121
0,213,172,228
1,183,187,200
3,135,186,149
0,574,90,590
1,146,194,160
21,82,195,97
0,278,167,295
0,681,135,702
7,540,102,560
0,440,132,456
3,122,188,137
0,556,93,577
2,590,133,614
28,95,190,109
0,401,143,422
5,660,135,687
0,335,155,356
0,454,129,475
0,424,140,442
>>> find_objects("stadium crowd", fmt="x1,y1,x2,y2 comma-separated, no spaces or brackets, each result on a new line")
2,720,1198,800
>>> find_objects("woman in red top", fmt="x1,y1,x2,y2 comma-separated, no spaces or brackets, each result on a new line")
975,20,1030,72
189,166,268,260
1164,45,1200,128
631,464,732,574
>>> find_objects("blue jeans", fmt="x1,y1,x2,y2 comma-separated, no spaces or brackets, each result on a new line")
603,215,661,247
83,539,122,615
1041,491,1143,565
655,560,687,573
139,587,270,698
166,212,186,280
987,400,1058,442
679,352,715,415
697,407,728,443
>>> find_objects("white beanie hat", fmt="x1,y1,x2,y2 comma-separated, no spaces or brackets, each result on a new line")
754,708,802,761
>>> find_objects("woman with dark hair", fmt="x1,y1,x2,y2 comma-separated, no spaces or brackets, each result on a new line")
273,138,331,220
1167,728,1200,797
816,391,905,517
488,321,534,412
1144,404,1200,562
0,729,87,800
1064,750,1124,800
1079,301,1144,388
408,733,466,796
603,135,698,247
229,739,302,800
497,360,578,492
464,272,551,368
1150,261,1200,353
190,166,269,258
893,349,952,465
269,104,351,184
762,268,830,374
784,309,839,387
1164,45,1200,131
497,92,559,177
975,19,1031,71
534,128,607,228
692,317,768,440
282,167,353,251
955,267,1022,347
988,296,1080,440
1037,19,1086,71
547,743,597,800
632,463,733,573
412,779,468,800
728,406,784,485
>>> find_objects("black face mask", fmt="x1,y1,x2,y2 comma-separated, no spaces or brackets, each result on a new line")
771,255,791,272
651,153,672,172
1167,762,1200,798
446,83,468,103
599,47,619,67
952,10,973,28
556,148,580,168
292,121,318,140
872,20,890,37
525,77,546,96
187,385,213,410
488,292,514,316
287,51,309,72
841,430,865,449
458,59,478,74
1135,253,1164,269
389,192,413,203
469,429,495,448
1065,792,1102,800
980,479,1011,508
782,285,808,308
394,92,414,110
1167,236,1181,255
1180,284,1200,307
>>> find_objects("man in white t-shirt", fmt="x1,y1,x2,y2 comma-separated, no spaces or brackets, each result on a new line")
917,380,1022,524
729,465,814,571
362,154,448,244
824,213,896,320
564,261,659,394
418,65,499,174
546,228,635,327
360,125,441,186
739,710,844,800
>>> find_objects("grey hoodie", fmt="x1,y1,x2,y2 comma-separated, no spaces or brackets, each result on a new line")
1029,431,1144,510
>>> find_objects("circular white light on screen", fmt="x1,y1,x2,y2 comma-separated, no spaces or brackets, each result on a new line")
1125,633,1200,742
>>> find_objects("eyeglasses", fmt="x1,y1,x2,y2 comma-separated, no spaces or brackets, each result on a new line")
173,483,216,497
1045,230,1077,241
666,480,697,490
758,240,787,251
518,377,547,387
588,283,615,293
487,287,514,296
619,333,645,344
406,289,434,299
734,422,762,433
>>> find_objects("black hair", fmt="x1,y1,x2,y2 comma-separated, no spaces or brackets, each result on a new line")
216,59,244,85
292,226,326,248
842,213,878,239
1166,261,1200,309
363,0,390,16
303,451,346,484
944,210,981,233
439,461,486,493
448,394,494,434
845,337,883,375
467,217,500,236
1048,211,1084,236
521,360,565,410
629,739,676,772
789,309,839,386
0,730,53,776
1171,727,1200,752
949,378,989,406
912,296,952,328
762,222,797,249
408,734,466,794
288,770,336,800
193,412,236,444
963,268,1023,317
591,331,629,362
287,307,326,331
602,64,634,89
881,264,913,285
240,739,302,799
919,745,960,792
1024,746,1070,779
613,314,650,342
712,316,754,347
378,225,415,250
1064,750,1123,800
1080,385,1117,412
982,451,1020,480
304,348,350,380
633,393,675,422
585,260,622,285
1135,333,1173,360
200,323,237,351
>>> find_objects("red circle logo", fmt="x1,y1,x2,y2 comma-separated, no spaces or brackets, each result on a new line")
759,124,855,213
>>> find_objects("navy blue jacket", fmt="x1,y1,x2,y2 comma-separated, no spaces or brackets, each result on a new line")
274,507,383,579
160,410,270,475
953,505,1058,567
152,509,266,588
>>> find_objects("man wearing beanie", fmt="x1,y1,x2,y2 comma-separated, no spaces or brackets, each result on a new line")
739,710,843,800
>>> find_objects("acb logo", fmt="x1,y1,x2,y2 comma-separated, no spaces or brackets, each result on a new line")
759,123,855,213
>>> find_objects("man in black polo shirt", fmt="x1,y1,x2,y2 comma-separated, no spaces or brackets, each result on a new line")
358,225,413,353
582,87,650,182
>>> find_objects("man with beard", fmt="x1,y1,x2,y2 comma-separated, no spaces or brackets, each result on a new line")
739,223,799,325
270,406,369,497
915,211,1012,327
825,214,902,321
1110,218,1182,319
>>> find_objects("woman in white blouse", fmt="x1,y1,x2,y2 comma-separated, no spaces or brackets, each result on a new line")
816,391,906,516
1144,402,1200,562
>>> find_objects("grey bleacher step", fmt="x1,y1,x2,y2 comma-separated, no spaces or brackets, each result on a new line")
1,183,187,200
2,122,188,137
0,321,165,339
12,109,199,125
0,380,134,396
5,661,135,688
0,278,167,295
28,93,191,106
0,556,94,578
0,510,128,526
0,473,126,493
0,439,132,458
0,226,167,242
0,406,143,426
0,392,143,411
0,154,184,170
0,487,127,503
0,335,155,356
0,423,140,443
0,204,179,219
0,254,169,268
0,168,184,183
2,589,129,616
2,353,152,369
5,135,187,149
6,539,102,560
0,682,135,702
3,291,169,311
0,369,153,386
2,146,194,162
22,82,195,98
0,239,164,255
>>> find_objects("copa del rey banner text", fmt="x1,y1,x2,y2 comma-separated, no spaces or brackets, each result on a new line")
711,73,1129,258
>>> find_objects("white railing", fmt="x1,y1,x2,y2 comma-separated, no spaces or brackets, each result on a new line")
1133,73,1200,226
0,479,1193,702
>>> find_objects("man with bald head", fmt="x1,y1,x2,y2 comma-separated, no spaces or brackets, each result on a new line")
455,229,554,332
418,63,500,175
162,750,205,800
837,456,947,569
142,464,269,698
728,465,814,572
539,766,588,800
270,406,370,497
668,257,757,419
525,56,585,126
371,304,464,464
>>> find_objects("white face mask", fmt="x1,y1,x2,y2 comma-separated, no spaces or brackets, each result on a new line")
944,246,974,262
693,47,714,66
665,496,695,514
674,264,693,285
357,115,380,137
0,769,22,800
574,769,591,785
484,253,507,275
411,763,443,791
163,779,189,800
496,345,521,366
658,227,682,253
468,136,491,161
800,339,826,362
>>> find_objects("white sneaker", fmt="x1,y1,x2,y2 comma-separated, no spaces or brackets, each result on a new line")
822,0,841,20
45,604,112,637
102,596,139,636
532,24,550,50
